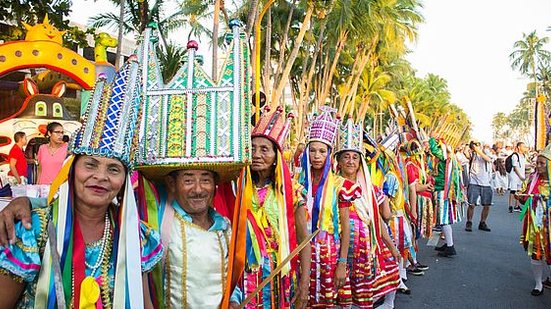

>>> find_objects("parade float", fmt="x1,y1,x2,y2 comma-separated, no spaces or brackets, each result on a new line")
0,15,117,185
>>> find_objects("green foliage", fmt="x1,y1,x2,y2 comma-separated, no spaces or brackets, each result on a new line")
510,30,551,79
157,43,186,83
0,0,92,47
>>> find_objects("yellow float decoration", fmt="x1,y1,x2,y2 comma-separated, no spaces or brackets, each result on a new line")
0,15,96,90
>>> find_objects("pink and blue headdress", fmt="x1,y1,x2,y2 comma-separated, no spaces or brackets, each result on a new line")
299,106,341,238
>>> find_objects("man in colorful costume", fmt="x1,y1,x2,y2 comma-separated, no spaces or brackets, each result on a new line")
404,140,432,274
405,140,435,239
429,137,464,257
133,20,251,308
334,119,401,309
371,143,417,292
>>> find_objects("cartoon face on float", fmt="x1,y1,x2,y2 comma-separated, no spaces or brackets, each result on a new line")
0,77,81,156
22,15,66,45
0,16,97,171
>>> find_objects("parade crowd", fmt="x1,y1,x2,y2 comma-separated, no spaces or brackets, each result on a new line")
0,32,549,309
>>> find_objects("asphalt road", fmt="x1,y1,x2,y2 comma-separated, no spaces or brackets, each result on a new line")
394,194,551,309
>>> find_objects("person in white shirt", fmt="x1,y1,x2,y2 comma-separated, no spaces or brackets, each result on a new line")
466,140,494,232
508,142,528,212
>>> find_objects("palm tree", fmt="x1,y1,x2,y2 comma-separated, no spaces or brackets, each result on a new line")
115,0,126,69
90,0,172,50
510,31,551,80
492,112,509,140
157,43,186,83
510,30,551,148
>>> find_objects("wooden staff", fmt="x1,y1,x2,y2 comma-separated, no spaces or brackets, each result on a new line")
237,230,319,309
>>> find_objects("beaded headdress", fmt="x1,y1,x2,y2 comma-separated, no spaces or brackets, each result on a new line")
540,143,551,161
69,57,141,168
37,57,146,309
335,118,363,155
134,21,251,181
307,106,339,147
251,105,293,151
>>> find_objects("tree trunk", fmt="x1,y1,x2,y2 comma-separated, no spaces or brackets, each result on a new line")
212,0,221,81
318,30,348,107
246,0,260,38
115,0,126,69
263,7,272,101
271,4,314,107
274,1,296,87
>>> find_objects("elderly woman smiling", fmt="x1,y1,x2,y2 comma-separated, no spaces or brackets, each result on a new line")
0,63,162,308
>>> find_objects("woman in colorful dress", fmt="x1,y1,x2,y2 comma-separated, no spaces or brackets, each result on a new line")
230,107,311,308
0,62,163,308
334,120,401,309
298,107,360,307
516,144,551,296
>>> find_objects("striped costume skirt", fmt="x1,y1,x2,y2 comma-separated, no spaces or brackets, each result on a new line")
309,231,341,308
242,255,294,308
521,200,551,264
388,213,414,259
336,211,399,308
417,194,435,238
433,190,463,225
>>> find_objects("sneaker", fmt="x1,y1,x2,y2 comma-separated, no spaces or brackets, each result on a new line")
514,206,522,212
415,263,429,271
465,221,472,232
406,266,425,276
508,206,513,213
434,244,447,252
373,296,385,307
432,225,442,232
531,288,544,296
437,245,456,257
478,222,491,232
543,278,551,289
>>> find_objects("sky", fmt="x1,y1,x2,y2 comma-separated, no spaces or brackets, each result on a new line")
406,0,551,143
69,0,551,144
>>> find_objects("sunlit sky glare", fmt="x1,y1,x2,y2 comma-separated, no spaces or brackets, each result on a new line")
406,0,551,144
70,0,551,145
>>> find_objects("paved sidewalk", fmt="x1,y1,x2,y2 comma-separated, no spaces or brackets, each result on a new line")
394,194,551,308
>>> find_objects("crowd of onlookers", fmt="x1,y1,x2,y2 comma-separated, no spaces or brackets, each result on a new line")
455,140,537,212
1,122,68,195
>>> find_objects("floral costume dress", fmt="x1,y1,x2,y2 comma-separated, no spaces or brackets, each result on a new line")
0,201,163,308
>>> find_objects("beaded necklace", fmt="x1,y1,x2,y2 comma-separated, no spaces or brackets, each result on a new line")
70,212,113,308
85,212,111,276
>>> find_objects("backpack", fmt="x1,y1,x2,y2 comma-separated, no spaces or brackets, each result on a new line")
505,152,519,173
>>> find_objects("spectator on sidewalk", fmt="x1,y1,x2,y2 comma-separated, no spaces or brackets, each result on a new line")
36,122,68,185
7,132,28,185
494,158,508,196
508,142,528,213
466,140,494,232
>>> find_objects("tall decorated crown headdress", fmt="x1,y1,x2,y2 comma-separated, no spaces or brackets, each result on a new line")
70,57,141,167
540,143,551,161
335,118,363,155
307,106,339,147
133,21,251,181
251,105,293,151
37,58,146,309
